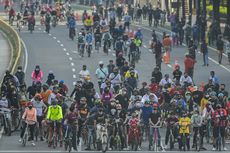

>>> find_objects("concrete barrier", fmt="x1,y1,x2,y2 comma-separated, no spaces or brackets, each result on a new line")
0,17,22,74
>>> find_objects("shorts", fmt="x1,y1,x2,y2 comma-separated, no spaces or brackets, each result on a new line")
37,116,44,127
49,121,62,130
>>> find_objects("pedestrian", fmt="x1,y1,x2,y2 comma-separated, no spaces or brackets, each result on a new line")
216,35,224,64
95,61,109,94
123,13,131,30
148,6,154,26
151,66,162,84
184,54,196,78
154,40,163,70
188,39,197,60
162,34,172,64
200,39,209,66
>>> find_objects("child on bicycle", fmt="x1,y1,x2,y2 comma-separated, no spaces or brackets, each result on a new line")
128,112,140,150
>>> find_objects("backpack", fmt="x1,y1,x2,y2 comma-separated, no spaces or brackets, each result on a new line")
78,36,84,43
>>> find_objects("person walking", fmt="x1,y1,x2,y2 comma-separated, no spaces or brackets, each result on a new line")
216,35,224,64
200,39,209,66
184,54,196,78
154,40,163,70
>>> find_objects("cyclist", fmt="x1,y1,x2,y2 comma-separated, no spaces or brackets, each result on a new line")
135,28,143,42
128,112,140,150
31,94,47,141
8,7,15,24
95,61,109,94
164,111,178,149
211,104,227,151
79,65,90,82
31,65,43,84
178,112,191,151
64,106,78,151
77,97,89,145
84,16,93,31
149,103,162,150
68,13,76,39
85,31,93,57
46,99,63,147
102,30,112,52
45,12,51,33
129,37,137,62
19,102,37,146
28,13,35,31
191,110,202,148
77,32,85,55
94,107,108,141
94,27,102,49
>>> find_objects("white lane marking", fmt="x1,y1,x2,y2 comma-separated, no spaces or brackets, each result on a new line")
133,24,230,73
71,62,75,66
72,68,75,72
112,53,115,56
38,28,41,30
72,51,78,53
69,57,73,61
167,64,172,68
63,48,67,51
0,150,182,153
73,82,76,85
73,74,77,78
53,36,56,39
0,127,3,140
60,44,64,47
57,40,60,43
21,39,28,73
143,45,147,48
66,52,70,56
48,33,52,36
43,30,46,33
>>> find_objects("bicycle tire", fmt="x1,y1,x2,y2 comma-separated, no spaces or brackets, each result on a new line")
169,134,174,150
6,118,11,136
102,135,107,153
12,117,21,132
64,139,68,151
23,133,28,147
68,139,72,152
53,135,57,149
134,136,138,151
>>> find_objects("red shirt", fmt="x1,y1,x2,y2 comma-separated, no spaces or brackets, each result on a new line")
129,118,139,127
149,83,160,94
184,57,195,73
212,109,227,127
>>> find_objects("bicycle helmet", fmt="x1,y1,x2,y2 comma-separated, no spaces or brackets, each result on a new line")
27,102,33,107
218,93,224,98
34,93,42,100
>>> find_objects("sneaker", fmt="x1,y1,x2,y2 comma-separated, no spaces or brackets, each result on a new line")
18,138,22,143
164,145,168,149
31,142,36,146
85,147,91,151
212,147,216,151
40,137,44,141
224,147,228,151
108,148,112,151
138,147,141,151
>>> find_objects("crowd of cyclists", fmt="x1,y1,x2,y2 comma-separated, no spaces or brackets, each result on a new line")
1,0,230,152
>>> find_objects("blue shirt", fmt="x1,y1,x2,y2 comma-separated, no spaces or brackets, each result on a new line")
141,106,153,122
68,17,76,29
85,34,93,43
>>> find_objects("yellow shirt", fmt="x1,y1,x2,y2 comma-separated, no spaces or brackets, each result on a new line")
84,19,92,26
200,97,208,111
179,117,191,134
46,105,63,121
125,70,138,79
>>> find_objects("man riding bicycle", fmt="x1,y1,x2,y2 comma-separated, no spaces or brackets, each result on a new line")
85,31,93,56
46,99,63,147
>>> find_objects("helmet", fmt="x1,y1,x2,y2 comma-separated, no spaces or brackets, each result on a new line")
79,32,82,35
144,100,150,105
185,91,191,95
59,80,64,83
99,61,104,65
116,104,122,110
51,99,58,105
218,93,224,98
110,109,116,115
84,76,91,81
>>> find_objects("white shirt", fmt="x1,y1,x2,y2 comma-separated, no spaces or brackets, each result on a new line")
180,75,193,86
141,94,158,104
79,69,90,81
159,78,173,86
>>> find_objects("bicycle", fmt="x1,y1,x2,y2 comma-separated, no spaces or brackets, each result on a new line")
149,125,163,151
52,16,57,27
112,118,122,151
64,125,73,152
50,120,58,149
169,126,175,150
216,125,222,151
22,120,35,146
95,40,100,52
194,127,201,151
79,44,85,58
86,43,92,57
11,107,22,131
96,124,108,153
129,125,139,151
0,108,12,136
34,122,39,141
179,126,189,151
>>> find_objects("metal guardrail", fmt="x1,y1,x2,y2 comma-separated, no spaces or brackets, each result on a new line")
0,17,22,74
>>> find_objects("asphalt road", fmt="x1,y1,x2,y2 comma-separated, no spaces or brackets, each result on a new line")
1,2,230,152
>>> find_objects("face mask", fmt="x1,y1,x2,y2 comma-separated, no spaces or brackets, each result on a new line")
28,106,32,109
53,105,57,108
185,96,191,100
18,69,22,72
35,68,39,71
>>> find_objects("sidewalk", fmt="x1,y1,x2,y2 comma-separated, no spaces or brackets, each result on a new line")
0,31,10,82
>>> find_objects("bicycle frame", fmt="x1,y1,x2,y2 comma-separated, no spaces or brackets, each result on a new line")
150,125,161,152
22,123,29,147
52,121,58,148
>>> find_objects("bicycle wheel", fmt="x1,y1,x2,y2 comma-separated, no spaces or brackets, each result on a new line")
102,135,107,153
53,135,57,149
169,134,174,150
6,118,11,136
64,139,68,151
68,139,72,152
23,132,28,147
134,136,138,151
